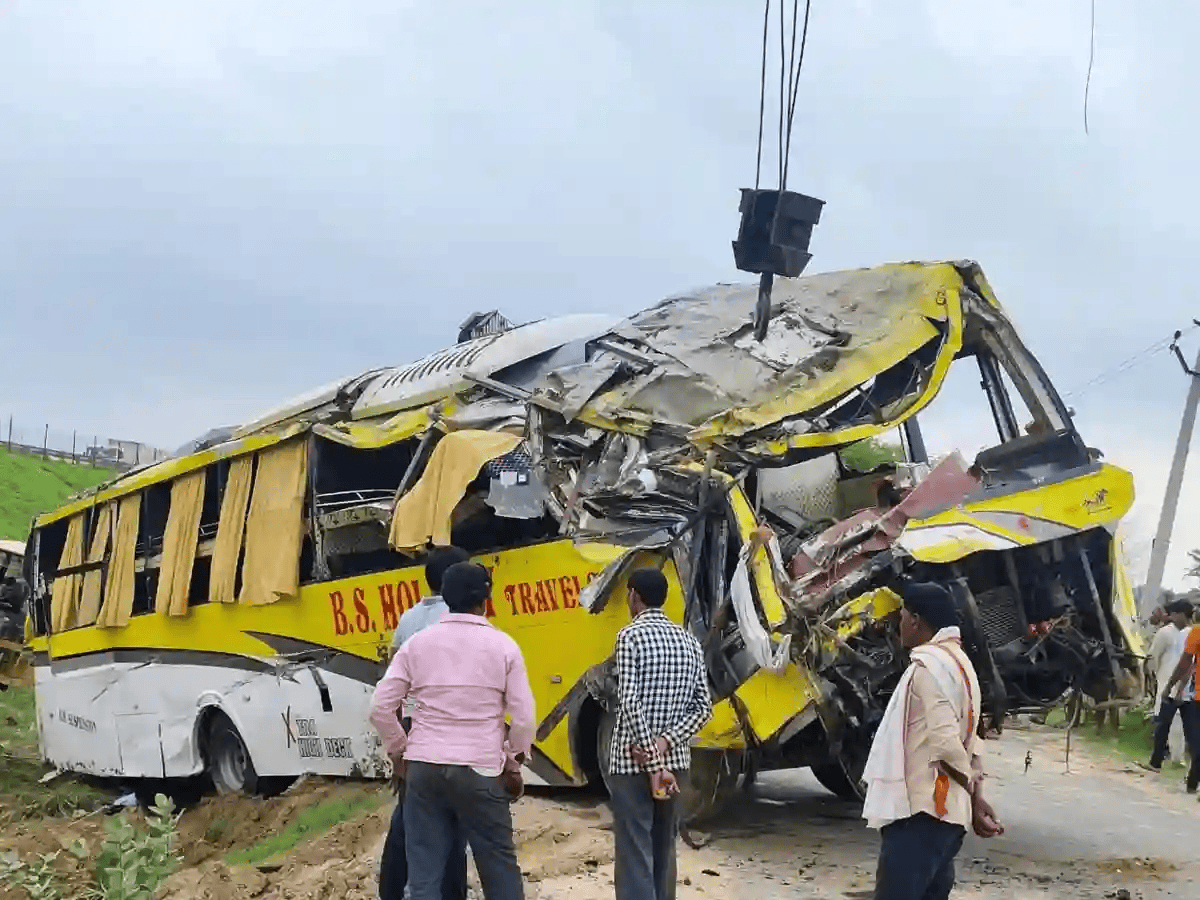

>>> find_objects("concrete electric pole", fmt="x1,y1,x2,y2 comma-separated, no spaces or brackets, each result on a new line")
1141,326,1200,618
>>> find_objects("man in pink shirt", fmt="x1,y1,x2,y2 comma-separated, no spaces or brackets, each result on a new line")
370,561,535,900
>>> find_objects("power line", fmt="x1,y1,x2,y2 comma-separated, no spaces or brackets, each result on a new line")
1084,0,1096,135
1062,324,1199,402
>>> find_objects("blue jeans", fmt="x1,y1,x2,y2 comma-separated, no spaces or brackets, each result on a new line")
1181,700,1200,792
874,813,966,900
378,791,467,900
1150,698,1182,769
404,762,524,900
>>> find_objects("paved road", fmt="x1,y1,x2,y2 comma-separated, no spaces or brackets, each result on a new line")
732,722,1198,899
534,721,1198,900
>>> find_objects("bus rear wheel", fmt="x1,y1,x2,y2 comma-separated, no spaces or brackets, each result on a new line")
203,713,259,796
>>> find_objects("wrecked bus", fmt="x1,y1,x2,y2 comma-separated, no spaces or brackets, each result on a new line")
10,260,1142,820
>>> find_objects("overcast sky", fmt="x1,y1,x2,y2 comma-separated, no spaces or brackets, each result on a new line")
3,1,1200,588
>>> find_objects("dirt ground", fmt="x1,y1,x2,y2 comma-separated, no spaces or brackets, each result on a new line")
2,721,1196,900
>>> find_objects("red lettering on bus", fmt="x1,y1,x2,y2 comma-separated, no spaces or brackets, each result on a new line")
533,581,551,613
330,591,350,635
378,584,399,631
353,588,372,633
397,581,418,612
543,579,560,610
517,582,536,615
559,576,578,609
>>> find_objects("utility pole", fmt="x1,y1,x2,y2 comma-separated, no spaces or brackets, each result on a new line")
1142,326,1200,618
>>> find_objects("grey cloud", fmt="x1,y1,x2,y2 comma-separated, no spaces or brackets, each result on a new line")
4,0,1200,582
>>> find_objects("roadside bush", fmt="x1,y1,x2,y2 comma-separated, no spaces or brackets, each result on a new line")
0,793,181,900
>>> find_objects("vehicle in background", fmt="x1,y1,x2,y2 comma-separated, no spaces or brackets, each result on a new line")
0,539,29,689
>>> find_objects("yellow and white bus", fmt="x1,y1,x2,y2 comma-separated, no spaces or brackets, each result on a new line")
14,261,1144,817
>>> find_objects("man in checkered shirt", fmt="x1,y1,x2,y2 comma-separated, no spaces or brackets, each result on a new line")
607,568,712,900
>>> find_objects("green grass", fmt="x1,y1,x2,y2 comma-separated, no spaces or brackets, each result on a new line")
0,447,117,540
1043,705,1161,765
0,685,107,821
225,791,388,868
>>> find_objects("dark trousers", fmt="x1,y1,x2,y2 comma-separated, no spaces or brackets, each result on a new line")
1150,698,1183,768
874,812,966,900
405,761,523,900
378,791,468,900
608,772,682,900
1181,701,1200,792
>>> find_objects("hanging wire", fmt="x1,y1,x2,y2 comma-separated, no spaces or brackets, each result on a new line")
753,0,813,191
754,1,771,190
777,0,786,187
782,0,813,189
1084,0,1096,135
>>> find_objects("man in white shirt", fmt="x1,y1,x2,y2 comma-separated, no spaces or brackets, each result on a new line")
1143,599,1194,773
863,582,1003,900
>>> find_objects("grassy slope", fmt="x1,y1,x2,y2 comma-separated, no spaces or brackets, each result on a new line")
0,448,116,540
0,449,114,816
0,685,106,820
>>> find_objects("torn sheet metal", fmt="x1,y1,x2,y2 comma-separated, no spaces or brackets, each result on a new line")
578,541,672,613
564,262,966,459
785,453,979,610
352,314,618,421
729,544,791,674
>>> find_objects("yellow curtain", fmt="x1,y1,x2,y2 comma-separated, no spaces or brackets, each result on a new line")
98,494,141,629
77,503,114,627
238,438,308,606
209,455,254,604
389,430,521,550
50,514,86,633
154,470,206,617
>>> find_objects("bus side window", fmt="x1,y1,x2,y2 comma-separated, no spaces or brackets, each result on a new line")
128,481,169,617
188,461,225,607
31,520,69,637
311,437,419,580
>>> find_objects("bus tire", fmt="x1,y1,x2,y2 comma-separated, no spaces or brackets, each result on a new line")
203,713,259,796
810,760,865,803
595,710,741,825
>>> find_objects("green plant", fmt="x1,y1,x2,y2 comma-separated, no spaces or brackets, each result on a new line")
89,794,182,900
0,848,67,900
839,437,905,474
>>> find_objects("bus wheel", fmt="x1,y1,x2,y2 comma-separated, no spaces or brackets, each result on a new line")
595,710,741,824
681,749,743,824
810,760,865,802
204,714,259,796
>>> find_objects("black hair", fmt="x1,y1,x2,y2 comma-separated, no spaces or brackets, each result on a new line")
441,562,493,614
628,568,668,608
901,581,960,632
1167,599,1194,617
426,546,470,593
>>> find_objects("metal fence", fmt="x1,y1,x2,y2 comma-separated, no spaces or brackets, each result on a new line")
2,417,170,471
